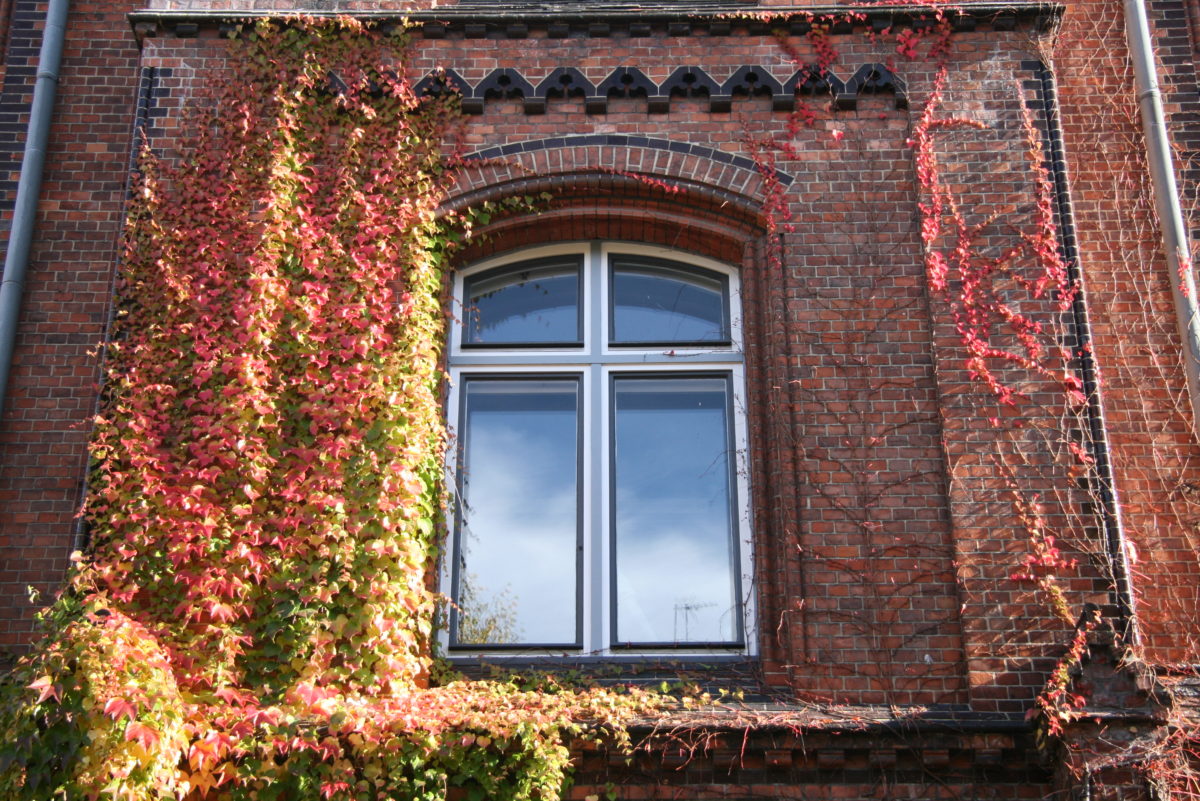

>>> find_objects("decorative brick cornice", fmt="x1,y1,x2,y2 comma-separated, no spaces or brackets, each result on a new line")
416,63,906,115
129,4,1061,43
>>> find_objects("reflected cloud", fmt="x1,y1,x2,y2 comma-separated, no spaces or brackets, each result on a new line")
455,380,579,646
613,376,739,644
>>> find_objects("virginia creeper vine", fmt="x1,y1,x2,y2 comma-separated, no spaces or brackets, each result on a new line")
0,6,1186,798
0,19,659,801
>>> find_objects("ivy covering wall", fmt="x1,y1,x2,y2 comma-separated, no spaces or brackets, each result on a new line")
0,20,656,800
0,8,1150,798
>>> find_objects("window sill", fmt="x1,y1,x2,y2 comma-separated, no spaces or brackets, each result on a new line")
443,655,769,698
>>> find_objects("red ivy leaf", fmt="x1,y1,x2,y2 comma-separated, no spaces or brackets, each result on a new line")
27,676,60,705
103,696,138,722
125,721,161,749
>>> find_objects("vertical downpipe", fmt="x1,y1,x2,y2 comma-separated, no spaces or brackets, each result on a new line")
0,0,70,425
1123,0,1200,441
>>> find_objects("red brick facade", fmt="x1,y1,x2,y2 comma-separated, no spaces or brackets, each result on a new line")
1,1,1198,797
0,0,142,652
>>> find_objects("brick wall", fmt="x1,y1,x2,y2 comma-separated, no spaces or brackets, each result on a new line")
1054,0,1200,664
120,10,1109,714
0,0,141,652
0,3,1195,797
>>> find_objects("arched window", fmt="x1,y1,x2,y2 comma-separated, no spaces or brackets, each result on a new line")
444,243,753,655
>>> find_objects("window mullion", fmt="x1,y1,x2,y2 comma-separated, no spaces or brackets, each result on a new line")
587,241,606,654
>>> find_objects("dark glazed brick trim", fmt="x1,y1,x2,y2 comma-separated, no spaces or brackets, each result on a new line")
570,724,1050,794
594,65,657,100
838,63,908,110
719,65,784,109
128,66,156,177
1025,60,1132,635
466,133,794,186
416,63,907,115
128,6,1062,43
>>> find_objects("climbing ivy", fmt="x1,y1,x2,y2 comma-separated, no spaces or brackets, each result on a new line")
0,19,660,800
0,7,1175,798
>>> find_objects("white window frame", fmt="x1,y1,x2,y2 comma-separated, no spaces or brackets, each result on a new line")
442,241,756,657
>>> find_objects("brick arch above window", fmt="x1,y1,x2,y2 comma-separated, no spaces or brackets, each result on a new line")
463,134,789,186
445,168,771,266
436,173,806,687
450,134,790,211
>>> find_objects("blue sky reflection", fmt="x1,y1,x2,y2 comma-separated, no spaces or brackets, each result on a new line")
613,376,738,644
456,379,579,645
465,264,580,345
611,263,727,343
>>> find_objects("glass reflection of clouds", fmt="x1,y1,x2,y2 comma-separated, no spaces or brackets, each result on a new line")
464,261,581,345
612,376,738,645
611,260,728,345
448,244,750,656
455,379,579,646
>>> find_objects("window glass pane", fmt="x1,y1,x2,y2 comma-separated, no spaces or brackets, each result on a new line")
454,379,579,646
464,259,581,345
612,376,740,645
611,258,728,344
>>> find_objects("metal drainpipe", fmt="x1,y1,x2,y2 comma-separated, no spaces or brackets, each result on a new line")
1123,0,1200,440
0,0,70,426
